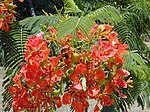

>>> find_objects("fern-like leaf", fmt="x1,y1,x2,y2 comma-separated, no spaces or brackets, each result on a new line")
123,51,150,80
109,51,150,112
63,0,82,13
114,12,149,51
57,16,93,42
86,5,122,25
20,15,60,34
1,24,30,111
121,51,150,111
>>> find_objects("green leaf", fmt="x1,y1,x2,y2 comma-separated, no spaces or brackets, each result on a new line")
63,0,82,13
20,15,60,34
123,52,150,80
57,16,93,42
86,5,122,25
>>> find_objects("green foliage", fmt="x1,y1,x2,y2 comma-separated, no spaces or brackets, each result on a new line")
86,5,122,25
120,51,150,111
123,52,150,80
114,16,148,51
20,15,60,34
112,80,149,112
111,50,150,112
114,0,150,59
57,16,93,41
63,0,82,13
0,25,30,111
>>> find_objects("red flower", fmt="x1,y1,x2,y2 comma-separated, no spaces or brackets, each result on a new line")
91,24,112,37
112,68,130,89
10,88,35,111
107,61,113,69
91,51,97,59
39,49,50,60
113,77,127,88
32,89,40,101
88,85,100,98
91,24,99,35
0,7,2,15
70,75,83,90
115,87,127,98
8,86,20,94
62,92,72,105
99,24,112,36
0,22,10,32
76,63,87,74
55,97,62,108
13,74,22,85
18,91,34,108
114,54,125,64
12,101,20,112
25,33,44,51
48,26,57,34
5,23,10,32
0,2,15,32
72,100,85,112
72,98,89,112
103,83,114,94
74,82,83,90
5,14,14,24
117,43,128,54
98,41,117,61
49,56,59,67
36,80,47,89
95,69,105,81
0,19,4,29
60,34,72,48
107,32,119,45
117,68,130,77
99,95,114,106
91,37,117,62
111,68,130,98
51,70,63,84
69,90,89,112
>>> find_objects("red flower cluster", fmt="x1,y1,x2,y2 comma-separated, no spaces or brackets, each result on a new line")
0,0,17,32
9,24,132,112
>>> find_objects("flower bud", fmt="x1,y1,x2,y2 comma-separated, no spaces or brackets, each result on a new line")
8,4,14,9
53,89,60,96
72,53,79,62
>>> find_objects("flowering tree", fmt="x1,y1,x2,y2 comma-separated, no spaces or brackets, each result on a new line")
0,0,150,112
8,24,133,112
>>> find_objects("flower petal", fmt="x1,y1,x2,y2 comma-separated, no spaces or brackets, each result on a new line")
62,92,72,105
